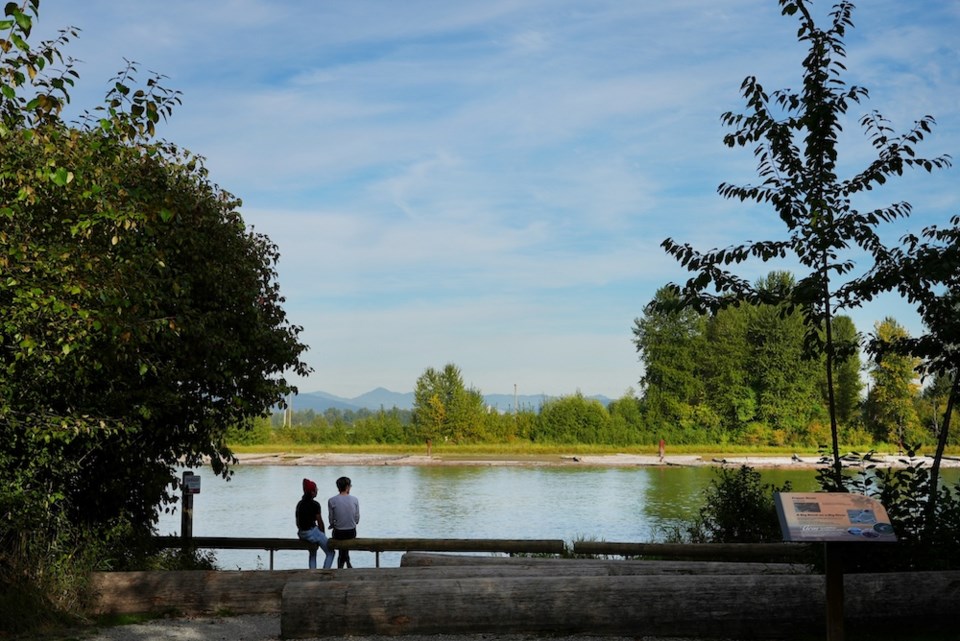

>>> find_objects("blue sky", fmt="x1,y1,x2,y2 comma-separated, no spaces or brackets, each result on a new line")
34,1,960,399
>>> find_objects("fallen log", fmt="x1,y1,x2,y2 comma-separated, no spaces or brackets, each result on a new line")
88,570,317,615
88,558,813,616
573,541,810,562
281,571,959,639
400,552,809,574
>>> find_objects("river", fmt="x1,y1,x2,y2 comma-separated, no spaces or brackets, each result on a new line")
156,463,957,570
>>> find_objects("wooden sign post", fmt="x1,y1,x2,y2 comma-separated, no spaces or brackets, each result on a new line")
181,471,201,544
775,492,896,641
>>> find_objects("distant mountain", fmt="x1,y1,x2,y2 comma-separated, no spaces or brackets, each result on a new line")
290,389,612,413
352,387,415,410
292,390,363,412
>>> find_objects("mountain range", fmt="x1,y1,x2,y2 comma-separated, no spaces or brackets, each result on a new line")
288,387,613,413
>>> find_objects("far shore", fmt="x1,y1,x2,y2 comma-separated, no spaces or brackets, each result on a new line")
231,451,960,470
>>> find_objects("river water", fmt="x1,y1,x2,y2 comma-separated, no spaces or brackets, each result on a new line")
156,463,958,570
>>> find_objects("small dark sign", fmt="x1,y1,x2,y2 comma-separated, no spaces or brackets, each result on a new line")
184,474,201,495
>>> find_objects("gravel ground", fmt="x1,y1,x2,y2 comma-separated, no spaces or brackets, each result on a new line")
77,614,726,641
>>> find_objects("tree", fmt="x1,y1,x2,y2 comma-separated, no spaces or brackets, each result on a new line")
533,393,610,444
411,364,486,443
746,272,823,442
633,286,706,431
865,318,921,446
657,0,950,489
831,315,863,430
1,0,308,583
862,216,960,524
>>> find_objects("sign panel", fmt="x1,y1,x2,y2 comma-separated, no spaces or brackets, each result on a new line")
775,492,896,542
184,473,201,495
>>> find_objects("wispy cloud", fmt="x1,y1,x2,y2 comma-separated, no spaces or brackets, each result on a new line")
36,0,960,397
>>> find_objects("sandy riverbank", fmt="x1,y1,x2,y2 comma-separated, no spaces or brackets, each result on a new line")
232,451,960,469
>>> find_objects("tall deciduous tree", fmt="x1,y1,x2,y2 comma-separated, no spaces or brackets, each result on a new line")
865,318,921,446
747,272,823,441
701,304,754,432
830,315,863,429
411,364,486,443
633,286,705,432
658,0,950,489
1,1,308,558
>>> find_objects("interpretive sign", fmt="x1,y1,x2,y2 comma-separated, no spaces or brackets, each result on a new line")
775,492,896,543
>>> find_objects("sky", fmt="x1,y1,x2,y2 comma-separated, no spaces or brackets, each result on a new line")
32,1,960,400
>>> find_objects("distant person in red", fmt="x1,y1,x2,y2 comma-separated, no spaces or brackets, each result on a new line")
296,478,335,569
658,438,666,463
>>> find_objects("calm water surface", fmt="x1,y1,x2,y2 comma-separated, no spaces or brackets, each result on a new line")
157,463,957,570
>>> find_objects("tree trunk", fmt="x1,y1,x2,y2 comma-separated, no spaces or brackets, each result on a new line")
925,372,958,531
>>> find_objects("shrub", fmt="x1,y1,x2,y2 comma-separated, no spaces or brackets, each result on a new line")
686,465,791,543
816,450,960,571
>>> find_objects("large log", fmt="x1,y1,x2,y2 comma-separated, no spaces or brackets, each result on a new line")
400,552,809,574
281,572,960,639
573,541,810,562
88,570,316,615
88,558,811,616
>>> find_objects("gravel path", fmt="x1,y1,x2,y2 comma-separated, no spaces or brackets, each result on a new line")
78,614,724,641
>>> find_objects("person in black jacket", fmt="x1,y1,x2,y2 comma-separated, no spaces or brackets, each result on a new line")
295,478,335,569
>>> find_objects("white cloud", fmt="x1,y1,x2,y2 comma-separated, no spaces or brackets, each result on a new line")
34,0,960,397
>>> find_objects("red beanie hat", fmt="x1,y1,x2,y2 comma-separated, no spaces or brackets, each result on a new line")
303,478,317,494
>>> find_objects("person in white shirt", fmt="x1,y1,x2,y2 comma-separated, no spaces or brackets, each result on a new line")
328,476,359,569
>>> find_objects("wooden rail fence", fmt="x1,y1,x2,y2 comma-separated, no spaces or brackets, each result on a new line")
153,536,565,568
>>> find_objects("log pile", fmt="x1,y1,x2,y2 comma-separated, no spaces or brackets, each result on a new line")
281,554,958,639
88,554,958,639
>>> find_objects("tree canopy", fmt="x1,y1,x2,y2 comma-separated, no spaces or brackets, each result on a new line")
1,0,308,559
657,0,950,488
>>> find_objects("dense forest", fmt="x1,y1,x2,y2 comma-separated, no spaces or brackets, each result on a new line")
239,293,954,449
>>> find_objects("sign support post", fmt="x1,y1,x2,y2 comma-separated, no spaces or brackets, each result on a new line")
775,492,896,641
824,542,844,641
181,471,201,546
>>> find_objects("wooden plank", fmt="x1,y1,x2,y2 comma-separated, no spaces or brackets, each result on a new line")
151,536,564,554
333,537,564,553
153,536,307,551
281,572,960,639
399,553,809,574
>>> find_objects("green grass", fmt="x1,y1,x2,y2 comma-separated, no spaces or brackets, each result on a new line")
230,441,959,458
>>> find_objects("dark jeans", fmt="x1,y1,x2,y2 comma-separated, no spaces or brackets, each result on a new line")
332,528,356,568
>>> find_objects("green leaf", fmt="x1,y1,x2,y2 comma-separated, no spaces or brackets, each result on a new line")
9,31,26,51
12,8,30,31
50,167,73,186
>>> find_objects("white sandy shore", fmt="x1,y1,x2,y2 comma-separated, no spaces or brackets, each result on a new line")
232,451,960,469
